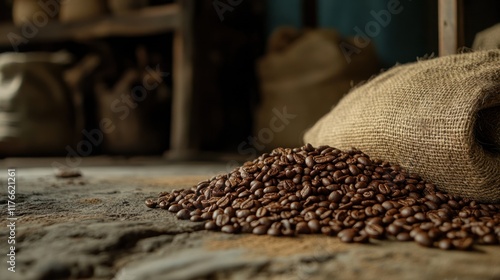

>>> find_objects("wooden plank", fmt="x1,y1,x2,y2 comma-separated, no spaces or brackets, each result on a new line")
169,0,195,158
438,0,464,56
0,4,180,46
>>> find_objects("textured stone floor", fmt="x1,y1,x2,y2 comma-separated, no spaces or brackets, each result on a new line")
0,158,499,280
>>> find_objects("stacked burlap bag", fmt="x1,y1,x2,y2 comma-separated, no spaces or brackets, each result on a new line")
0,52,76,157
304,50,500,202
256,27,378,149
473,23,500,51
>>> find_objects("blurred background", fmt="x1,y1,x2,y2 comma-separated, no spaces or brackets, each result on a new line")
0,0,498,160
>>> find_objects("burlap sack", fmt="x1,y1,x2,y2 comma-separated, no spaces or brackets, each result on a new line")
256,27,378,149
0,52,76,157
304,50,500,203
473,23,500,51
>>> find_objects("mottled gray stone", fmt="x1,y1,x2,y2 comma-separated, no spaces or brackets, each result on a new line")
0,162,499,280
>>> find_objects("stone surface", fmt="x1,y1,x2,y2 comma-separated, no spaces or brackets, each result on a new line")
0,159,499,280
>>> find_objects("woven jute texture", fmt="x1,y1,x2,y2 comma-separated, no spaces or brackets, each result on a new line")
304,50,500,202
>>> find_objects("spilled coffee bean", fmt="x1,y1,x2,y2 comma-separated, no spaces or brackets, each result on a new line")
146,144,500,250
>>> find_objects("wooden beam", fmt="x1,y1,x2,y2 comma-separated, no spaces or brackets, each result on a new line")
438,0,464,56
169,0,195,158
0,4,180,46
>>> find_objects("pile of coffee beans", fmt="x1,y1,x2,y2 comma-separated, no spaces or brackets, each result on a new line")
145,144,500,250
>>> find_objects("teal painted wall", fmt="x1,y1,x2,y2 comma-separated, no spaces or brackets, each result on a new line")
267,0,432,67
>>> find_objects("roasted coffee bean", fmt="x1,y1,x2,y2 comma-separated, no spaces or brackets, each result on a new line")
168,204,182,213
264,186,278,194
348,165,361,176
328,191,342,203
158,201,169,209
378,184,391,195
365,223,384,238
215,214,230,227
290,201,302,211
253,225,268,235
308,219,321,233
221,225,236,233
256,207,268,218
482,234,497,244
205,221,217,230
176,209,191,220
259,217,273,227
201,212,212,220
305,156,314,168
296,221,310,234
224,207,235,217
452,237,474,250
267,227,281,236
438,238,453,250
357,157,371,166
396,232,411,241
236,209,251,219
217,196,231,208
240,198,255,210
146,144,500,251
400,207,415,218
145,199,157,208
300,185,312,198
338,229,356,243
414,231,433,247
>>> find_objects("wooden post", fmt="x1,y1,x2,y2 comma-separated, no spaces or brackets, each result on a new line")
170,0,195,158
438,0,464,56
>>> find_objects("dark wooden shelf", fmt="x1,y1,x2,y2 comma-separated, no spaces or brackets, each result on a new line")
0,4,180,45
0,1,195,157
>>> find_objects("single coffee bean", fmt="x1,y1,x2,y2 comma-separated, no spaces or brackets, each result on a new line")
482,234,497,245
168,204,182,213
437,238,452,250
382,201,394,210
216,196,231,208
215,214,230,227
396,232,412,241
300,185,312,198
452,237,474,250
256,207,268,218
253,225,268,235
305,156,314,168
259,217,273,227
224,207,235,217
240,198,255,210
296,222,310,234
205,221,217,230
338,229,356,243
357,156,371,166
145,199,157,208
264,186,279,194
378,184,391,195
190,215,203,222
400,207,415,218
176,209,191,220
308,219,321,233
328,191,342,203
365,223,384,238
348,165,361,176
414,231,433,247
221,225,236,233
236,209,251,219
